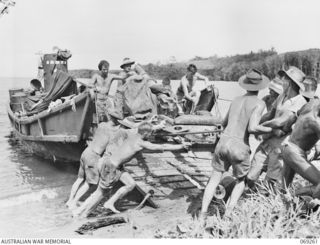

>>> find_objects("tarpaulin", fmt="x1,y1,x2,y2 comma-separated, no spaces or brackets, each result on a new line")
122,78,157,116
26,70,77,116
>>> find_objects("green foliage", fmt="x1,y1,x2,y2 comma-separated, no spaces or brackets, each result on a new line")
154,181,320,238
143,48,320,81
69,49,320,81
68,69,121,78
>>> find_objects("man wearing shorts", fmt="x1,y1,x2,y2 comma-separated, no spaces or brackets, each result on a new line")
201,69,272,221
91,60,126,122
66,111,122,210
247,66,307,187
281,77,320,197
73,122,191,217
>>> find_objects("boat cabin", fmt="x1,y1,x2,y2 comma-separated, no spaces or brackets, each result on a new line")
42,50,71,92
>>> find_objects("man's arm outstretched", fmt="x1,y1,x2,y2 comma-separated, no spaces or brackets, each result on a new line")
261,110,297,129
140,140,191,151
248,102,272,134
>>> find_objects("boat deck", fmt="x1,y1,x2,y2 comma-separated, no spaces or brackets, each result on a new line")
123,150,213,205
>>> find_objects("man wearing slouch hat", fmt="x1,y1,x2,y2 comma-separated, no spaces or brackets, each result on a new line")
200,69,272,222
247,66,307,188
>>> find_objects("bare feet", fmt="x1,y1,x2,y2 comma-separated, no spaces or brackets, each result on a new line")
198,212,208,228
66,200,72,208
66,201,78,211
103,202,120,214
72,209,81,218
312,183,320,199
224,206,234,218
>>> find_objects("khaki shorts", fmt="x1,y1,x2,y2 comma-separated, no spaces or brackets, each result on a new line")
96,95,113,122
211,135,251,179
78,147,101,185
247,136,286,183
98,156,122,190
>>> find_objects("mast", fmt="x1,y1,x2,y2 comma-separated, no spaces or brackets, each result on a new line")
0,0,16,18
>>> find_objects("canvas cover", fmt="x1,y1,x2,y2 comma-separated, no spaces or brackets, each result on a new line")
26,70,77,116
174,114,222,125
184,85,217,114
122,78,157,116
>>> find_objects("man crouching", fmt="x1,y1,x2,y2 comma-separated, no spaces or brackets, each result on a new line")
73,122,191,217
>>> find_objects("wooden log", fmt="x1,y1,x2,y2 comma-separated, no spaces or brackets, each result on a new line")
188,161,212,167
149,169,182,177
192,176,210,182
165,181,197,189
156,175,187,183
75,216,127,235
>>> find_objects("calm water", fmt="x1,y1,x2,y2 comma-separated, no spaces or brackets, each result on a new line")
0,77,267,237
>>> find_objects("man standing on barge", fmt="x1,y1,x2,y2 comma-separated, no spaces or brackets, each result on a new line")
91,60,126,122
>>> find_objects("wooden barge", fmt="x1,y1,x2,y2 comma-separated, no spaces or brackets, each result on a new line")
7,50,225,207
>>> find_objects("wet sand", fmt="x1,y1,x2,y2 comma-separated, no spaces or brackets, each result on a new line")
38,196,199,238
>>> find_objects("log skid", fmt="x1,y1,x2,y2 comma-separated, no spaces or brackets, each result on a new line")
124,149,214,200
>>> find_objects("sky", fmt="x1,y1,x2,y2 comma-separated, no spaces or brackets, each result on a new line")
1,0,320,77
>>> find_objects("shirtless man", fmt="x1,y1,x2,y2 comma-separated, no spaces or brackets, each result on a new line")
247,66,307,187
281,77,320,195
66,111,122,209
73,122,191,217
176,64,209,114
91,60,125,122
200,69,272,221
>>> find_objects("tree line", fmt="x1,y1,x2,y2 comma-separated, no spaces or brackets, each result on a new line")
70,48,320,82
142,48,320,81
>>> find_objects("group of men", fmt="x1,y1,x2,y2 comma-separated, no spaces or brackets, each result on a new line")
67,58,320,224
66,58,194,217
200,66,320,224
89,58,150,122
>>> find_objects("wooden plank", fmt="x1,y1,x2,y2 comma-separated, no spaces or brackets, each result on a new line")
37,119,45,136
124,166,146,172
192,176,210,182
190,166,213,171
165,181,198,189
127,165,184,173
193,151,213,159
150,169,182,177
15,93,89,124
187,161,212,166
123,158,139,166
17,132,80,142
129,172,147,178
156,175,187,183
125,164,182,176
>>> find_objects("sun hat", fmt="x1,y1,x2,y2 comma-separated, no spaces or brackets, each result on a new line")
278,66,305,90
238,69,270,91
120,58,135,69
269,77,283,95
300,76,318,99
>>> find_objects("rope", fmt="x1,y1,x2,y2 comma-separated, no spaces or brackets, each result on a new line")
218,97,232,102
